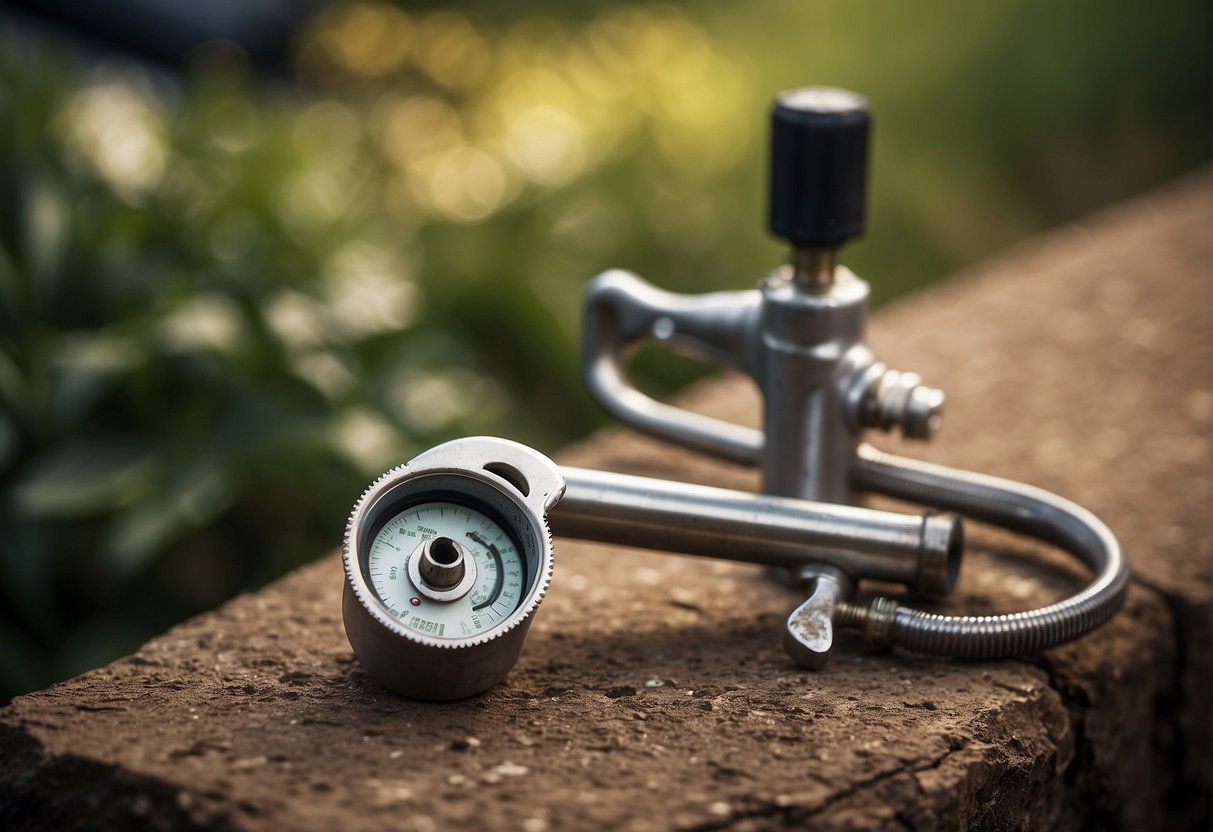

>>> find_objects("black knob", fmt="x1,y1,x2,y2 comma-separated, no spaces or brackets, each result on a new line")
768,87,870,248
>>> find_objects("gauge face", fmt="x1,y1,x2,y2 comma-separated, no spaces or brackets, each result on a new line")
366,500,525,639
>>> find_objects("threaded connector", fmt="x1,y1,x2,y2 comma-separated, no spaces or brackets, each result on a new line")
836,596,900,648
851,365,945,440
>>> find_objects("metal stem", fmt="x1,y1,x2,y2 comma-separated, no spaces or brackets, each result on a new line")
791,247,836,290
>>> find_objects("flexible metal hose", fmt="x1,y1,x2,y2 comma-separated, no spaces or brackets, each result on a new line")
846,443,1129,658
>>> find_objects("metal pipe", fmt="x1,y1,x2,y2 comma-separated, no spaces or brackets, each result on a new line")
551,467,962,596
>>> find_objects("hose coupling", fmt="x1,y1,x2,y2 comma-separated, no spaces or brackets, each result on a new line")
837,596,900,648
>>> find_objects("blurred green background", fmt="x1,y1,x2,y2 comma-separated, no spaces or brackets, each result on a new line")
0,0,1207,702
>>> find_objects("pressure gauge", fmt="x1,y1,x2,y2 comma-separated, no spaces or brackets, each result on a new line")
342,437,565,700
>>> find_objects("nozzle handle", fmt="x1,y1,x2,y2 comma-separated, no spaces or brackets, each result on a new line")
768,87,871,249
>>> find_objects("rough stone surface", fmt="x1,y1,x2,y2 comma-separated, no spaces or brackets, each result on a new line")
1,175,1209,831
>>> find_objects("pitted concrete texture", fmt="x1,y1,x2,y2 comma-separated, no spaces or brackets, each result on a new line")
1,175,1208,831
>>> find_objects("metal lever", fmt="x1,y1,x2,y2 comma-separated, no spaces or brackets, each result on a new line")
783,567,853,669
582,270,763,466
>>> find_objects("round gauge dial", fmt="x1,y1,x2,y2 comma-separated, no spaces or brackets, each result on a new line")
366,500,525,639
342,436,564,700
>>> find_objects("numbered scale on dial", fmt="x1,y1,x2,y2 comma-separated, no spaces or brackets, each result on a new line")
365,501,526,639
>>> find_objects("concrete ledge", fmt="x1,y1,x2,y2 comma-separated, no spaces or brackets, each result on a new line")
2,175,1209,831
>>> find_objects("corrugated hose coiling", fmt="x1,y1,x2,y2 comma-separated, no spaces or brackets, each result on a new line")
850,443,1129,658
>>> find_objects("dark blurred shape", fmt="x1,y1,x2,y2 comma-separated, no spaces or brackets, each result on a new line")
7,0,324,69
769,88,870,248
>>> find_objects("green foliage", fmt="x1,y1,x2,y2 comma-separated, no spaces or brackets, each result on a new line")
0,0,1207,701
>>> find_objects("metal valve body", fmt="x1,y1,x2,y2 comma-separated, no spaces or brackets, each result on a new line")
584,88,944,508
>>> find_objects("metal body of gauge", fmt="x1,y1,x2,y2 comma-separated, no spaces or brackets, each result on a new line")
342,437,565,701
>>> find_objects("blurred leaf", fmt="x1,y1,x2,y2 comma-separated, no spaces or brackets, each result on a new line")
105,463,234,575
49,332,142,427
20,169,70,295
11,438,156,517
0,348,30,428
213,386,331,459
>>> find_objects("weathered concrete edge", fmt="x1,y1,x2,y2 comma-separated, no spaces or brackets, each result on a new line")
1130,573,1212,824
858,171,1212,828
0,571,1177,830
687,678,1078,830
811,584,1178,829
0,549,1184,830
